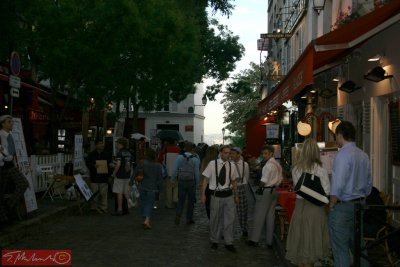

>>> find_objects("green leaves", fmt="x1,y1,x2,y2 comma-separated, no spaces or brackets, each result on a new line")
0,0,242,111
222,62,261,142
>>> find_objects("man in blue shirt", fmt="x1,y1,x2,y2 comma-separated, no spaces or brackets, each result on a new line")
328,121,372,267
171,142,200,225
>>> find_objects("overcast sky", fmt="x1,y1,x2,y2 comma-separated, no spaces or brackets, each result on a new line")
204,0,268,141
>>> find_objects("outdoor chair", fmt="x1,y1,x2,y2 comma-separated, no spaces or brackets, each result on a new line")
40,165,63,201
275,205,289,240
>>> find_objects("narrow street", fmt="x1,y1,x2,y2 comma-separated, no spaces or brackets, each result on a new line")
5,186,283,267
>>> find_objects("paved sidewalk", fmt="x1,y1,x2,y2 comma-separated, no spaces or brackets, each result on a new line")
1,185,286,267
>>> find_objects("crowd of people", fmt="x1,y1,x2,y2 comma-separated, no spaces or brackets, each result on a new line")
0,117,384,266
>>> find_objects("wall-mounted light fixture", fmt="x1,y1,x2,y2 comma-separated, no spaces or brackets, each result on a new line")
339,80,361,93
364,66,393,82
313,0,326,15
367,53,383,62
297,121,312,136
328,119,341,133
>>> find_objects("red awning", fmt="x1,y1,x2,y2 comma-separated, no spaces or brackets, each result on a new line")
258,0,400,117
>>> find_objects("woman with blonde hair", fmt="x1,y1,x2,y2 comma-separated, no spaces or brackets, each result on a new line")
286,138,330,267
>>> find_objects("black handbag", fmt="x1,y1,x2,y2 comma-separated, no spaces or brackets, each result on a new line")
294,172,329,206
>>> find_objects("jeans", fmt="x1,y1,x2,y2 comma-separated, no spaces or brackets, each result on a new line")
139,189,155,218
176,180,196,221
328,202,369,267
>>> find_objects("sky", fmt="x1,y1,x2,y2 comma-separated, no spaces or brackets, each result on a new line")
203,0,268,142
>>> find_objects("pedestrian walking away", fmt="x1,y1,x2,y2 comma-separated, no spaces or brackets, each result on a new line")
171,142,200,225
130,148,163,229
230,146,250,237
201,145,240,253
286,138,331,266
247,144,282,249
328,121,372,267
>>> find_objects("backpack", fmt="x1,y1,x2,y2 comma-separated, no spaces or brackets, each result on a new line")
177,154,195,181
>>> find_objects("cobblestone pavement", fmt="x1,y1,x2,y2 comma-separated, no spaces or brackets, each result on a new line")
6,185,284,267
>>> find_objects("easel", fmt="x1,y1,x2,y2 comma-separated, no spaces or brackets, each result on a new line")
74,185,99,216
73,174,99,216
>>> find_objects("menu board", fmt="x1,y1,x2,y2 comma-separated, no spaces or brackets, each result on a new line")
12,118,38,212
389,101,400,165
320,148,338,175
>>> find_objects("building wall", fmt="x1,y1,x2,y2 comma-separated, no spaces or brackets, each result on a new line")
134,83,205,145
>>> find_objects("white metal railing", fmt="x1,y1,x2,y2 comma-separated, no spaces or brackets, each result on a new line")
30,153,73,192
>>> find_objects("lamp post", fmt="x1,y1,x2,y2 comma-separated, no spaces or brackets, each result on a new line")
222,127,225,145
313,0,326,15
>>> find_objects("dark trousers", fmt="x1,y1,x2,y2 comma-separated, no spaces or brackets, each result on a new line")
0,166,29,221
176,180,196,221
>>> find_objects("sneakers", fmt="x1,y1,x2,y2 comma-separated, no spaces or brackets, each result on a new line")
153,201,158,209
224,245,237,253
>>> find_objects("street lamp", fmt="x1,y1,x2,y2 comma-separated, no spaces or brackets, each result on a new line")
313,0,326,15
222,127,225,145
194,95,208,106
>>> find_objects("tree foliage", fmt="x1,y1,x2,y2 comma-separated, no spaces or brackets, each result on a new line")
0,0,243,109
221,62,260,146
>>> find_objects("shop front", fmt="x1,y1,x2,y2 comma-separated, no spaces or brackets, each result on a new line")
249,0,400,199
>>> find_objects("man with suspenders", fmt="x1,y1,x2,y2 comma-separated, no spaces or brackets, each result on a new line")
201,145,239,252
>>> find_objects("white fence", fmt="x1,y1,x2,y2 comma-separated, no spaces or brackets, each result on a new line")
30,153,73,192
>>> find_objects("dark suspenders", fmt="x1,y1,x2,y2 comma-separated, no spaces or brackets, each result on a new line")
214,159,231,190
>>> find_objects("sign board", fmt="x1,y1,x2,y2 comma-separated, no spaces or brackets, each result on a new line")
257,38,272,51
320,149,338,175
266,123,280,139
10,87,20,97
10,51,21,76
74,174,93,201
260,33,292,39
12,118,38,213
9,75,21,89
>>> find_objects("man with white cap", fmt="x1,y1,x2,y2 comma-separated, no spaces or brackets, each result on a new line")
0,115,29,220
230,146,250,237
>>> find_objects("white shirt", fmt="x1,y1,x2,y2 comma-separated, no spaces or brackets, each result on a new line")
202,158,239,190
292,163,330,199
260,157,283,187
231,159,249,186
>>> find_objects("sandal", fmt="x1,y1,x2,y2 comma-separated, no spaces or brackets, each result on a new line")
143,224,152,230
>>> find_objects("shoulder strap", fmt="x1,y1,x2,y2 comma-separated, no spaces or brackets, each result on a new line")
215,159,218,189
